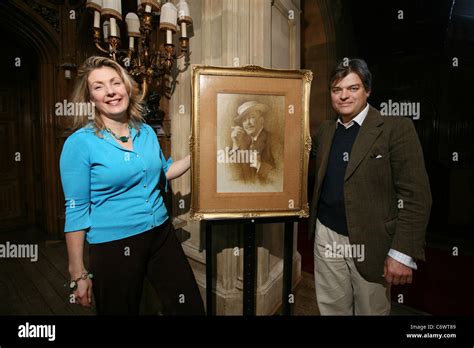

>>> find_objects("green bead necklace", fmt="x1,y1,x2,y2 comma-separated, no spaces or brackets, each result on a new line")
105,125,132,143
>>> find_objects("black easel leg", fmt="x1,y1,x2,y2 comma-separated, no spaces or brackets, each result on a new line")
282,221,294,315
205,222,213,316
243,222,257,316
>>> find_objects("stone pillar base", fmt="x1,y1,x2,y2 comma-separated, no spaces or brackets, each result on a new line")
183,243,302,315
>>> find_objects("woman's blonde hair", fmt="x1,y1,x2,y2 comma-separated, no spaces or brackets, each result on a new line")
70,55,145,134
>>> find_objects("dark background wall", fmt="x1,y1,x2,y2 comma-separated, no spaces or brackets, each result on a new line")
347,0,474,243
302,0,474,314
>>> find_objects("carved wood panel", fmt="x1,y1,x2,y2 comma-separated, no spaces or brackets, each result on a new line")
0,88,26,227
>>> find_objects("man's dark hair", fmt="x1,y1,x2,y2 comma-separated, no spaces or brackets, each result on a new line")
329,58,372,92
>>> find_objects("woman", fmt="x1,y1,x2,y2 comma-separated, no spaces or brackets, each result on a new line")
60,56,204,315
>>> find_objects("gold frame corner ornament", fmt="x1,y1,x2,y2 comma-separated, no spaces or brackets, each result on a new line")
303,70,314,83
189,209,204,221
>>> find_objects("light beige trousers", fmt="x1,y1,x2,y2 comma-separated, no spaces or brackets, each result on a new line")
313,219,391,315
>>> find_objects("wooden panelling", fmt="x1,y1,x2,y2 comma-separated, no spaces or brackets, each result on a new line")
0,182,21,219
0,84,26,228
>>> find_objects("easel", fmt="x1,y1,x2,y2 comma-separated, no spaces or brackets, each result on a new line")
205,217,297,316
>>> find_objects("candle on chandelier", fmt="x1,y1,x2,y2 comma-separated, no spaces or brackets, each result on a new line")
103,20,110,40
160,2,178,45
145,5,152,13
125,12,140,49
93,11,100,28
86,0,103,28
181,22,187,38
110,17,117,37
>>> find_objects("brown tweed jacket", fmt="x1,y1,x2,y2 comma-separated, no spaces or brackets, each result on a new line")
309,105,432,284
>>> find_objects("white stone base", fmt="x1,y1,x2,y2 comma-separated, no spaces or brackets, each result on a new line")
183,243,302,315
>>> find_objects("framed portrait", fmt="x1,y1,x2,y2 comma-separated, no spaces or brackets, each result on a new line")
189,65,312,220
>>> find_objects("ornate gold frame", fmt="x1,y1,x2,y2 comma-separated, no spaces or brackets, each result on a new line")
190,65,312,220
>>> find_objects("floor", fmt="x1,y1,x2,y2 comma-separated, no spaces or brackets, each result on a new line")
0,227,426,316
0,228,92,316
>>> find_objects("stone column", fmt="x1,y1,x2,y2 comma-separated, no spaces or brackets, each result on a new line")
169,0,303,315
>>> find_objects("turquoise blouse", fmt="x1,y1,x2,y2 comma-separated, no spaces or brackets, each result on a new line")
60,123,172,244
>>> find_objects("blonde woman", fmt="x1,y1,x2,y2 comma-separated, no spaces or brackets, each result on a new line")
60,56,204,315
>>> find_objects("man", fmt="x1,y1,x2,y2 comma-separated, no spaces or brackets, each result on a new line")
309,58,432,315
230,101,276,182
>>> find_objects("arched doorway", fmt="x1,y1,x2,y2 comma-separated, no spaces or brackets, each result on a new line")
0,37,41,232
0,1,60,236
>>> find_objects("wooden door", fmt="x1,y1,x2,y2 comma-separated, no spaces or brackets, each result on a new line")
0,86,26,230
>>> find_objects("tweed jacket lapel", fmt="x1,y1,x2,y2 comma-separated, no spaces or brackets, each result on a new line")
344,106,384,181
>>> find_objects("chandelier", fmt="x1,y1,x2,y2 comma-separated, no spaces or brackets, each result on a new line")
86,0,192,130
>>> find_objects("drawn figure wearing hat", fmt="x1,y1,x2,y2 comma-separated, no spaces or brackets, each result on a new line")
230,100,276,182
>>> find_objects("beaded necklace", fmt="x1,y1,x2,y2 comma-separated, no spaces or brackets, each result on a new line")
105,125,132,142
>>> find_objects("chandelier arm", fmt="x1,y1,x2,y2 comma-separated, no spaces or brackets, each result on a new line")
95,42,110,54
139,80,149,103
92,27,110,54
